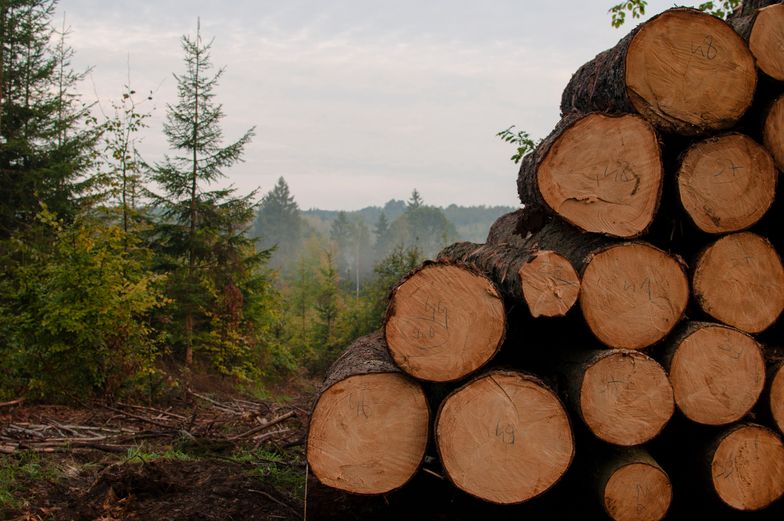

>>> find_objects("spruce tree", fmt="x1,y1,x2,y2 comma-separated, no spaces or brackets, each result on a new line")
149,21,259,367
253,176,302,268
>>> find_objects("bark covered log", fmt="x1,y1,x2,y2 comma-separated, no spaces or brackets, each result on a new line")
677,133,777,234
562,349,673,446
596,448,673,521
437,241,580,318
708,424,784,511
517,112,663,238
307,331,430,495
434,370,574,504
384,262,506,382
561,8,756,135
660,321,766,426
729,2,784,81
692,232,784,333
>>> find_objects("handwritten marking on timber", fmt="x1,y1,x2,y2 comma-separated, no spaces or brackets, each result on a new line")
495,420,516,445
692,35,718,60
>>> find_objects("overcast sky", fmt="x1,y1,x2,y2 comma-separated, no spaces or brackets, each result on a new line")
57,0,684,210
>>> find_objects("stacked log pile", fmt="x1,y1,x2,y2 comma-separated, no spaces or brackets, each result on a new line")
307,4,784,519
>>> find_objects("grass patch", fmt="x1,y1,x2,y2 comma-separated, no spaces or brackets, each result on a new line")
233,448,306,500
0,452,61,513
124,446,194,464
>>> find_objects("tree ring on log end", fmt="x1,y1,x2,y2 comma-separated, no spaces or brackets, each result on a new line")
519,250,580,318
537,114,662,238
436,371,574,504
772,365,784,435
693,232,784,333
625,9,756,135
749,4,784,82
385,263,505,382
307,373,429,494
678,134,776,234
764,95,784,171
581,351,673,446
670,324,765,425
580,243,688,349
603,462,672,521
711,425,784,511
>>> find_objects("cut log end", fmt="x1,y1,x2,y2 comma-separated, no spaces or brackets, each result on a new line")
625,9,756,135
749,4,784,81
436,371,574,504
536,114,662,238
764,95,784,171
772,364,784,435
693,232,784,333
711,425,784,511
385,263,506,382
669,324,765,425
580,351,673,446
603,462,672,521
519,250,580,318
307,372,429,495
580,243,689,349
678,134,777,234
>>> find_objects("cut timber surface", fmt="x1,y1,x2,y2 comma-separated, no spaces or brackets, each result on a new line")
710,424,784,511
435,371,574,504
561,9,756,135
731,3,784,81
599,450,672,521
437,241,580,318
307,332,429,494
517,113,663,238
571,350,673,446
693,232,784,333
677,133,777,234
763,94,784,171
384,262,506,381
664,322,765,426
771,362,784,435
581,242,689,349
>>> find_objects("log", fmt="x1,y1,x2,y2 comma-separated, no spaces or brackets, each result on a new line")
708,424,784,511
435,370,574,504
677,133,777,234
763,94,784,171
517,112,663,238
384,262,506,381
561,8,756,136
661,321,766,426
436,241,580,318
771,362,784,435
730,3,784,81
597,448,672,521
564,350,673,446
306,332,430,495
692,232,784,333
518,219,689,349
486,208,528,247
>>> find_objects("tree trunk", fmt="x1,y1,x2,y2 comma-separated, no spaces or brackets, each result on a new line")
763,94,784,171
692,232,784,333
307,331,430,495
677,133,777,234
729,3,784,81
561,8,756,136
436,241,580,318
384,262,506,382
517,112,663,238
520,220,688,349
596,448,672,521
707,424,784,511
562,349,673,446
434,370,574,504
660,321,766,426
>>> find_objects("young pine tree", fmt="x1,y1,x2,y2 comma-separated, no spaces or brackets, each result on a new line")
149,21,264,369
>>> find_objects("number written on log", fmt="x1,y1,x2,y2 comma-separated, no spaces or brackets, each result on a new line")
495,420,516,445
350,393,371,419
399,297,449,349
691,35,718,60
712,160,743,185
585,163,641,199
624,277,654,301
